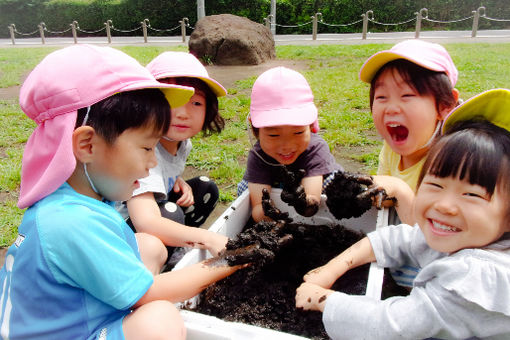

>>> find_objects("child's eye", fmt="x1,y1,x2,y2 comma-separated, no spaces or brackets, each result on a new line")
143,147,153,152
402,93,415,98
374,95,386,100
424,181,442,189
294,130,304,135
192,101,203,106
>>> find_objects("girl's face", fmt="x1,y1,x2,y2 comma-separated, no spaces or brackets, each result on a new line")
372,69,450,169
88,126,160,201
258,125,311,165
165,90,206,142
414,173,509,253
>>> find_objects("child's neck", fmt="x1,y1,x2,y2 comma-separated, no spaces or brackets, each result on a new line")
160,138,180,156
399,147,429,171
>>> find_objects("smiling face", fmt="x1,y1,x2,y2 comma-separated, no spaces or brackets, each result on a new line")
258,125,311,165
371,69,447,169
88,126,160,202
414,174,509,253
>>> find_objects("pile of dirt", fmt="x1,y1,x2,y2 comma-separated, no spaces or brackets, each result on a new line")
190,221,406,339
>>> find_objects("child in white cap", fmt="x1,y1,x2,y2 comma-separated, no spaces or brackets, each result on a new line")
119,51,228,269
296,88,510,339
239,66,343,222
0,45,244,339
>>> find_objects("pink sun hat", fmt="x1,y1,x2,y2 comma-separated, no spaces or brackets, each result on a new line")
359,39,458,87
146,51,227,97
249,66,320,133
17,44,194,209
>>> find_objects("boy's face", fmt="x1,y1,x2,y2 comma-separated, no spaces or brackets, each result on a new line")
414,174,509,253
258,125,311,165
88,126,160,201
371,69,444,165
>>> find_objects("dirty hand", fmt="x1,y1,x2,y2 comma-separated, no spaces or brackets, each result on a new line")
295,282,334,312
280,168,319,217
262,188,292,222
303,265,339,289
174,176,194,207
207,232,229,257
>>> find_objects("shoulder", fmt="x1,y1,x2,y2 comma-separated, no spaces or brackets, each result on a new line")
418,248,510,316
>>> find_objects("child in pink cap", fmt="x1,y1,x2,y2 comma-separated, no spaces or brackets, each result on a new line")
359,40,460,288
360,39,460,226
239,66,343,222
0,45,245,340
119,51,228,269
296,89,510,339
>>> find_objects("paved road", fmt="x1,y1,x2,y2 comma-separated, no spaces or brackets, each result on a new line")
2,29,510,47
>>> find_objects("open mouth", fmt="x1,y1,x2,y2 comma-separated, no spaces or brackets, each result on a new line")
387,123,409,142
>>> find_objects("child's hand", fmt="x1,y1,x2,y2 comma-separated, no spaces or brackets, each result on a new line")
295,282,334,312
303,264,339,289
280,168,319,217
206,232,229,257
261,188,292,222
174,176,194,207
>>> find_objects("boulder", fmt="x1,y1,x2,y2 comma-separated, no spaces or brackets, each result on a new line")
189,14,276,65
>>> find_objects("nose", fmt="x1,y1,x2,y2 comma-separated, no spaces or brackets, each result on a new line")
172,103,189,119
147,150,158,170
383,101,402,115
433,193,458,215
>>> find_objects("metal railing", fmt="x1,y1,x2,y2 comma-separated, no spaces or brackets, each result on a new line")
6,6,510,45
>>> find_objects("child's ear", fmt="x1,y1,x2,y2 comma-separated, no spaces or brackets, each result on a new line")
438,88,460,120
72,126,95,163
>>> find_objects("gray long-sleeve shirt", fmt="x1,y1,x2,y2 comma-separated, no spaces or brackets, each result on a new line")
323,224,510,340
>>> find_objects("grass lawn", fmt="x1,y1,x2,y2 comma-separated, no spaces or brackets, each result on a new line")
1,42,510,247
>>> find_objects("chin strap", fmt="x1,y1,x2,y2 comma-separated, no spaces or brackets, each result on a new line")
246,114,284,168
416,120,442,151
81,106,100,195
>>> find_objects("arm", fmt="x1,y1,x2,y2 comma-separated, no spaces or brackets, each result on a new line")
134,259,245,306
301,175,322,208
372,175,415,225
301,237,375,290
127,192,227,256
248,182,272,222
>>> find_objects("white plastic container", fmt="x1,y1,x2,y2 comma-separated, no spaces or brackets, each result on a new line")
175,189,388,340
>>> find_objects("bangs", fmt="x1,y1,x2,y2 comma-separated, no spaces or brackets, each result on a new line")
421,121,510,197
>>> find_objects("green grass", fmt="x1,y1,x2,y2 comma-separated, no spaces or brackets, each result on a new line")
1,42,510,246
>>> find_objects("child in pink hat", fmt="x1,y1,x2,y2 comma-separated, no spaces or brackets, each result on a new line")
239,66,343,222
359,40,460,288
0,45,245,339
119,51,228,269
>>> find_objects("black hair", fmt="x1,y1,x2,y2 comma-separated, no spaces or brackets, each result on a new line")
369,59,457,112
417,120,510,201
171,77,225,135
75,88,170,144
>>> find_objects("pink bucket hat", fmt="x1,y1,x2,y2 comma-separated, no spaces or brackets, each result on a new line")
442,88,510,134
359,39,458,86
249,66,319,133
146,51,227,97
18,44,194,209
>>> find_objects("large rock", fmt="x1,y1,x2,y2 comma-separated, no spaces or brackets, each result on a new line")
189,14,276,65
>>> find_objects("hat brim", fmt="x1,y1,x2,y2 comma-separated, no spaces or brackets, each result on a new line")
122,81,194,108
250,102,319,132
359,51,446,84
153,72,227,97
442,88,510,134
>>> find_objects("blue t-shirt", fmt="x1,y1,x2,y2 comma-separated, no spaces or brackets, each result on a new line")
0,183,153,339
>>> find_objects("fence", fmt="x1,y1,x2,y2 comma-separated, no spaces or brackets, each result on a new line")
6,6,510,45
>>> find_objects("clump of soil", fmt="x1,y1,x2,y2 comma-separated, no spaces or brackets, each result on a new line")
191,220,405,339
324,171,376,220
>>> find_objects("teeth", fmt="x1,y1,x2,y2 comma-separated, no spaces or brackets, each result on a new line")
388,123,400,127
432,220,458,232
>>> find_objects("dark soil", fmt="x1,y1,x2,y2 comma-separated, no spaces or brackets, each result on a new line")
191,220,408,339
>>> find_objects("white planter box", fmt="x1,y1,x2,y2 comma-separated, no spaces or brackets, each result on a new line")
175,189,388,340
